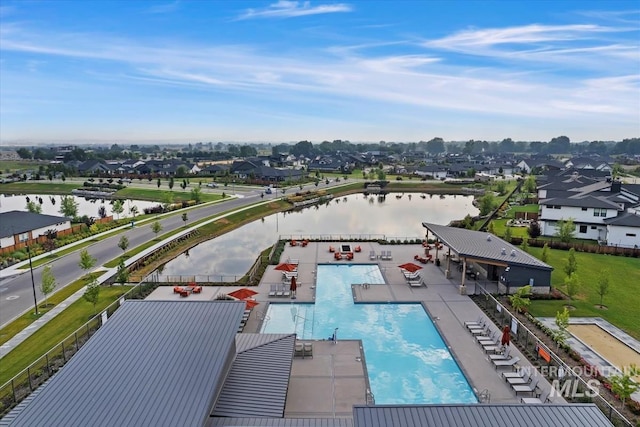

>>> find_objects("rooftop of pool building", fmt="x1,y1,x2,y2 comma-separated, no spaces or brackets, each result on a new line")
260,264,477,404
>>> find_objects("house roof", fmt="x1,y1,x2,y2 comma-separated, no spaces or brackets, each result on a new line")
604,212,640,227
7,300,245,427
422,223,552,271
208,418,354,426
539,196,619,210
352,404,614,427
212,334,295,418
0,211,71,239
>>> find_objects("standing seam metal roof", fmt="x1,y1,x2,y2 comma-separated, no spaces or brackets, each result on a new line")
7,300,245,427
422,223,552,270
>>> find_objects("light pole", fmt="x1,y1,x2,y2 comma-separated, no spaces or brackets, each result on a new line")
26,246,39,315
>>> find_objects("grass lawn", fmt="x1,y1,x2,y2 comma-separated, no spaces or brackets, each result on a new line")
0,182,79,194
114,187,223,203
491,219,529,239
527,246,640,339
0,160,46,173
0,285,131,385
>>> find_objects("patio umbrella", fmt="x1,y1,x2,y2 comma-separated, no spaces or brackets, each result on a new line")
274,263,297,272
501,325,511,346
244,299,259,310
228,288,259,300
290,276,297,294
398,262,423,273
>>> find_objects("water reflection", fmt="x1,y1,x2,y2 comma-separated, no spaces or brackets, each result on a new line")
0,194,160,219
158,193,479,279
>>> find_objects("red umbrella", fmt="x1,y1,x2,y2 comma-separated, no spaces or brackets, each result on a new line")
501,325,511,346
244,299,259,310
290,276,297,293
274,263,297,272
228,288,259,300
398,262,423,273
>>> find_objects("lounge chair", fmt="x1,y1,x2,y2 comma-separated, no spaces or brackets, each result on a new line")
303,342,313,358
369,250,376,260
287,258,299,265
506,371,531,385
408,280,423,288
503,369,528,381
469,324,491,336
281,284,291,297
464,316,483,327
282,271,298,279
493,356,520,369
488,347,512,361
269,284,277,297
476,330,499,344
512,376,540,396
386,250,392,260
276,285,284,297
294,342,305,358
521,388,551,404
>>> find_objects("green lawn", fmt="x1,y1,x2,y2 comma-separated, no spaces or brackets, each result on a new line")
0,182,79,194
527,246,640,339
0,160,46,173
0,285,131,385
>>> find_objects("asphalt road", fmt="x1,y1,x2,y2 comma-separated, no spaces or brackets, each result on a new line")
0,191,264,327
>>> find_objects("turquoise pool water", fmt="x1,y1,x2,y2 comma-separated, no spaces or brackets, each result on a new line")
260,264,477,404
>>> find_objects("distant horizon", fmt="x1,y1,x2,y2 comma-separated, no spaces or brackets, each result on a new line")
1,1,638,142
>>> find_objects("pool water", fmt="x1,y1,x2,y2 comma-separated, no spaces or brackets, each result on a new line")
261,264,477,404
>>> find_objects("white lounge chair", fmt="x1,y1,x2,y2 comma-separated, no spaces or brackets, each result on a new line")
506,371,531,385
493,356,520,369
369,250,376,260
464,316,484,327
521,388,551,404
269,284,277,297
503,369,528,381
402,270,421,280
488,347,512,361
386,250,392,260
512,376,540,396
408,280,423,287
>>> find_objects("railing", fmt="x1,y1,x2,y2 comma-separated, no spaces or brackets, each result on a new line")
277,234,423,243
473,284,633,427
0,280,159,418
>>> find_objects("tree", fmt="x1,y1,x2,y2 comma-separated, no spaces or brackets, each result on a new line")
78,249,97,280
83,278,100,315
97,205,107,219
112,199,124,220
116,258,129,285
181,212,188,227
503,226,512,242
564,273,579,299
610,365,640,407
555,218,575,243
157,178,161,189
162,192,174,211
478,193,497,216
496,180,507,196
509,285,531,313
59,195,79,219
563,247,578,277
169,177,174,191
118,235,129,254
190,187,202,203
520,238,529,253
523,175,536,194
554,307,570,348
26,200,42,214
487,221,496,235
426,138,445,154
151,220,163,239
528,221,541,238
597,270,609,307
40,264,57,308
129,205,139,219
541,243,550,263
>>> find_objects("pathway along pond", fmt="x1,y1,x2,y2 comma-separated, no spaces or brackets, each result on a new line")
154,193,479,281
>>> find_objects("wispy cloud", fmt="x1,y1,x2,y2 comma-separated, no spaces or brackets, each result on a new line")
237,1,352,20
145,1,181,14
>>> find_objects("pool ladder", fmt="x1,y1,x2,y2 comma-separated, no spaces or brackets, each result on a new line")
478,388,491,403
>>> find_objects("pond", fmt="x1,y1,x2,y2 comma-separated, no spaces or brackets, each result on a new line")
155,193,479,280
0,194,160,220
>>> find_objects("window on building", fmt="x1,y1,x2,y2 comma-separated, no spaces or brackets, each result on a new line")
579,225,587,233
593,208,607,217
18,232,29,242
581,207,588,211
591,226,597,230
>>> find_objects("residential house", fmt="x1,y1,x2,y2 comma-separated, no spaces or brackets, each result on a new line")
0,211,72,249
414,164,448,179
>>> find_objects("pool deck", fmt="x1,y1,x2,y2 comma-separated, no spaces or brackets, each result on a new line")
147,241,565,415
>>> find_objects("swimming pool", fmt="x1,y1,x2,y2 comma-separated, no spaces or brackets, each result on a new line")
260,264,477,404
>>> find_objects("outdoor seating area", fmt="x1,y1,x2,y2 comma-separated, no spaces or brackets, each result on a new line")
269,283,292,298
172,283,203,297
334,251,354,261
414,254,432,264
380,250,392,260
291,239,310,247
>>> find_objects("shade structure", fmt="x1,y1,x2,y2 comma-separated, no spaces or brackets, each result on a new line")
244,299,259,310
398,262,423,273
290,276,297,293
501,325,511,346
274,263,298,272
227,288,259,300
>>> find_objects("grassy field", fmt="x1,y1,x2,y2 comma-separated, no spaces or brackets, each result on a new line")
0,285,131,385
527,246,640,339
0,182,79,194
0,160,46,173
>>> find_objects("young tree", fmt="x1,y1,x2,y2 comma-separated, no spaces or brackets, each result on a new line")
503,226,513,242
162,192,174,211
487,221,496,235
83,278,100,315
496,180,507,196
190,187,202,203
59,195,79,219
527,221,541,238
564,273,579,299
40,264,57,308
478,193,497,216
610,365,640,407
563,248,578,277
151,220,163,239
508,285,531,313
523,175,537,194
26,200,42,214
520,238,529,253
555,218,575,243
78,249,97,280
181,212,188,227
112,199,124,220
157,178,161,189
118,235,129,255
554,307,570,348
597,270,610,307
169,177,174,191
129,205,139,219
116,258,129,285
97,205,107,219
541,243,550,263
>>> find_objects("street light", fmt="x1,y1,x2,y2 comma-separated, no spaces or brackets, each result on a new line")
26,246,39,316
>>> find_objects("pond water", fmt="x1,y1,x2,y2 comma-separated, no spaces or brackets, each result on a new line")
156,193,478,279
0,194,160,219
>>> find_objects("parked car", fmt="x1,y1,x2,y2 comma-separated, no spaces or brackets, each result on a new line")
206,182,218,188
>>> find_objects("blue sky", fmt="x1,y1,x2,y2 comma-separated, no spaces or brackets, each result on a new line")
1,1,638,144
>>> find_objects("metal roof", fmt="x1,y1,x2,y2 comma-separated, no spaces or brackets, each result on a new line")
208,418,354,426
213,334,295,418
422,223,552,271
352,404,614,427
0,211,70,239
7,300,245,427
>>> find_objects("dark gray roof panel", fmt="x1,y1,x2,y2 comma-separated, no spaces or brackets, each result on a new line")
0,211,71,239
208,418,354,426
8,300,245,427
604,212,640,227
213,334,296,418
540,196,619,209
235,333,293,353
352,404,614,427
422,223,552,270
